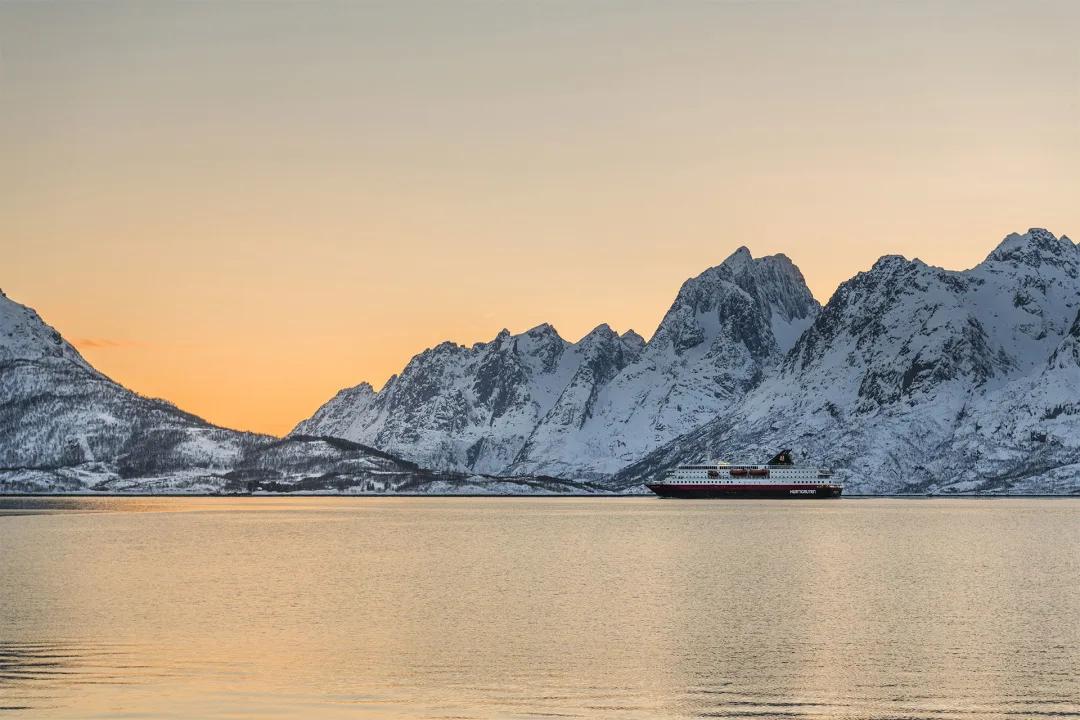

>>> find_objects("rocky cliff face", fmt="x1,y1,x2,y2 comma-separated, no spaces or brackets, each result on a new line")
293,248,820,477
613,229,1080,494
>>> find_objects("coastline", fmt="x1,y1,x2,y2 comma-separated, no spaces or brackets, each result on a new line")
3,492,1079,499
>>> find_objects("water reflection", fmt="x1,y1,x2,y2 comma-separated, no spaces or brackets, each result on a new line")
0,642,138,713
1,498,1079,719
0,496,191,516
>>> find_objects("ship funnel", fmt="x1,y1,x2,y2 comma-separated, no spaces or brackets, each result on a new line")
767,449,794,466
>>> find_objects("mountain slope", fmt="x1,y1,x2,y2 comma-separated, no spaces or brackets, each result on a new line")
0,290,596,494
925,309,1080,493
294,323,642,475
293,248,820,477
10,227,1079,495
613,229,1080,494
0,289,258,491
504,249,818,477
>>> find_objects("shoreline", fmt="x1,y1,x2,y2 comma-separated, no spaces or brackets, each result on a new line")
2,492,1079,499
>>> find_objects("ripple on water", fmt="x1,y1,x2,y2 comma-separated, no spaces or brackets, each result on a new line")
1,497,1079,719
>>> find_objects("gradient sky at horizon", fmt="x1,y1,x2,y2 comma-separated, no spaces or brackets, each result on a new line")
3,1,1078,436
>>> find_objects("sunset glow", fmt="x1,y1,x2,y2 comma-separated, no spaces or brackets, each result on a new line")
4,1,1077,436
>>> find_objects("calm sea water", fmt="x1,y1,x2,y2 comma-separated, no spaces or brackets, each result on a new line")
1,497,1078,719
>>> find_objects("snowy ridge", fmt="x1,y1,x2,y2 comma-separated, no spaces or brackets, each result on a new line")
614,229,1080,494
293,248,820,478
8,227,1080,495
295,323,621,475
0,289,244,480
0,291,596,494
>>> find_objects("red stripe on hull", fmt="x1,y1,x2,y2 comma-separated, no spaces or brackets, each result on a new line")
646,483,842,499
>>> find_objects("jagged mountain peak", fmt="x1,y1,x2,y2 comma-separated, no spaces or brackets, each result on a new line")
721,245,754,270
524,323,561,339
619,329,646,351
784,246,1014,410
433,340,463,354
650,247,819,359
840,252,959,299
869,254,912,273
984,228,1078,268
410,325,571,375
0,292,92,368
406,343,460,371
461,324,569,364
692,247,802,289
717,248,813,296
721,247,802,275
574,325,643,363
513,325,568,376
518,323,566,354
580,323,617,342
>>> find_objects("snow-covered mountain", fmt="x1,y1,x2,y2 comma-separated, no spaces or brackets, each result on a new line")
0,288,252,491
293,248,819,477
924,308,1080,493
293,322,644,476
613,229,1080,494
9,227,1080,495
504,249,818,477
0,290,598,494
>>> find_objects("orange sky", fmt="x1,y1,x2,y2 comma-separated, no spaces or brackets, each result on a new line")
3,2,1077,436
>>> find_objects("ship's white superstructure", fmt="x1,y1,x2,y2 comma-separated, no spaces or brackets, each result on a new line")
647,450,842,498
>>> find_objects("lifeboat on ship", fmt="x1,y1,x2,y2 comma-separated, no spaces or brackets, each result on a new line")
729,468,748,477
748,468,769,477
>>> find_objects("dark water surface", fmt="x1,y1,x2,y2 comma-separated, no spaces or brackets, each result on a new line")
1,497,1078,719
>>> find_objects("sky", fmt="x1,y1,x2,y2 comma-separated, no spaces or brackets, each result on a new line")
2,1,1078,436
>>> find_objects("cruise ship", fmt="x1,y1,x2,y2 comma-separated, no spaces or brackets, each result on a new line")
646,449,842,499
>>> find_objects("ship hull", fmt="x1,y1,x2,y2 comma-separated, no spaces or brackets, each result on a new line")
646,483,843,499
